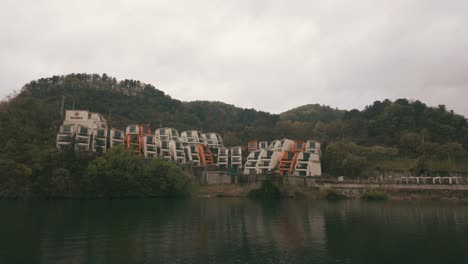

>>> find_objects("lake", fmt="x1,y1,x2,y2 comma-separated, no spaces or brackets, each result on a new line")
1,199,467,264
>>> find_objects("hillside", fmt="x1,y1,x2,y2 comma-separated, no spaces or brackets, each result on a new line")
16,73,279,146
280,104,345,123
0,73,467,198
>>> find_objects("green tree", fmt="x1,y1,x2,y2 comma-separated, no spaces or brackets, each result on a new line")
0,160,32,198
82,146,192,198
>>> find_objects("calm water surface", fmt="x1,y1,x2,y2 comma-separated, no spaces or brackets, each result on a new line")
1,199,467,264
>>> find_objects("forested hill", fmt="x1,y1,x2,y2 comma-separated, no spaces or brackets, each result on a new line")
1,73,468,181
280,104,345,123
14,73,279,146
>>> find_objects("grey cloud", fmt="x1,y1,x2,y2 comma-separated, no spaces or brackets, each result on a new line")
1,0,467,116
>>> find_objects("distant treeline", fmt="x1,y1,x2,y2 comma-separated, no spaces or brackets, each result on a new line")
0,73,467,198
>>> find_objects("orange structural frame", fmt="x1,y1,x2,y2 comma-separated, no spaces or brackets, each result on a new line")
197,144,214,166
126,124,151,155
278,141,304,176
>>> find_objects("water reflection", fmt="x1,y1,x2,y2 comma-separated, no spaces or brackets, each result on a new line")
0,199,467,264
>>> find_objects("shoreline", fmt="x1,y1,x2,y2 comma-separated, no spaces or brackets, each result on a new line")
2,182,468,202
197,183,468,202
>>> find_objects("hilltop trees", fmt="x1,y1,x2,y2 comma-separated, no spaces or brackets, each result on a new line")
16,73,467,157
314,99,468,177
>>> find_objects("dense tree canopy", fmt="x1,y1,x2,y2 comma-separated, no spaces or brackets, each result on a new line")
83,147,192,198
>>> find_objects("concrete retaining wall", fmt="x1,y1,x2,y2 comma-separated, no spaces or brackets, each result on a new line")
319,183,468,191
197,171,468,192
206,171,234,185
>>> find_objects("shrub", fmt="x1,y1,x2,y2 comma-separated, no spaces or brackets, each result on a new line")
248,180,281,199
0,159,31,198
361,191,388,201
294,190,307,199
323,189,348,201
82,146,192,198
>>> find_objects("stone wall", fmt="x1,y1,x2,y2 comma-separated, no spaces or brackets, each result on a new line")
195,171,468,194
318,183,468,191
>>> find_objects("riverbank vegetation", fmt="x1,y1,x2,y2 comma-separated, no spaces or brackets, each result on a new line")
83,147,192,198
361,191,389,201
322,189,349,201
248,180,281,199
0,146,193,199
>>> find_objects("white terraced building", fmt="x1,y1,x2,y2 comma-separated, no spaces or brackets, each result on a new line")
56,110,321,173
305,140,321,156
251,139,295,174
155,127,186,164
255,150,285,174
143,135,158,159
56,110,108,152
180,130,205,145
155,127,180,141
217,147,229,167
243,138,322,176
172,140,187,164
203,133,224,148
230,146,242,169
294,152,321,176
185,145,201,165
244,150,262,174
109,128,125,148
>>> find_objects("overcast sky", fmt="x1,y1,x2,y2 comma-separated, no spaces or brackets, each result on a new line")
1,0,467,116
